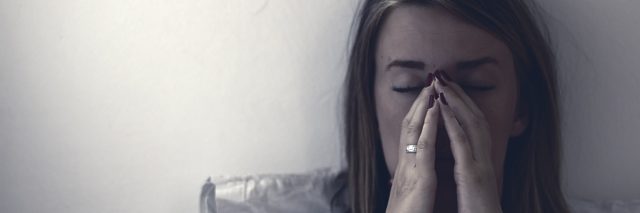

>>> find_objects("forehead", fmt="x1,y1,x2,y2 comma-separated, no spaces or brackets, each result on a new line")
376,5,506,63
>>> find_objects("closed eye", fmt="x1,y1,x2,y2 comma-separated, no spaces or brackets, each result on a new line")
392,85,423,93
460,85,495,92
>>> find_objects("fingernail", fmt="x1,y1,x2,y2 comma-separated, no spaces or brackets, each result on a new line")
439,70,452,81
425,73,434,87
435,70,448,86
435,93,439,100
427,94,435,109
440,92,448,105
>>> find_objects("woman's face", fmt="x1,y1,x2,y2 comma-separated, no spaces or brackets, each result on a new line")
374,5,528,198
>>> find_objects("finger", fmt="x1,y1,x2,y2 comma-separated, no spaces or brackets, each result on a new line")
438,93,475,167
435,70,483,117
435,78,492,160
398,84,436,164
415,99,440,174
402,77,434,131
434,77,483,139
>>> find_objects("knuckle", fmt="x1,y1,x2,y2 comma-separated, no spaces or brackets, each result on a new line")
402,117,412,129
469,172,486,185
393,175,418,197
446,112,457,120
454,132,467,141
417,139,433,151
458,168,484,185
416,176,437,189
393,173,436,197
405,123,420,135
423,117,435,127
458,165,493,186
417,142,425,149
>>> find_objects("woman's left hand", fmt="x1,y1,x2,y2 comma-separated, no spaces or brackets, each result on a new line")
433,70,503,213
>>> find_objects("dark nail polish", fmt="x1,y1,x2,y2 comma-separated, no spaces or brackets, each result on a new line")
440,92,448,105
439,70,452,81
425,73,434,87
427,95,435,109
435,93,439,100
435,71,448,86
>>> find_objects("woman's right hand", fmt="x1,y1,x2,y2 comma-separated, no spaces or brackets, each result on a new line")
386,76,440,213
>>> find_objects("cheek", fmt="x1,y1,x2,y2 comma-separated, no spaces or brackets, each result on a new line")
476,97,513,141
375,85,415,174
377,97,407,138
375,76,417,139
376,90,412,143
472,91,517,172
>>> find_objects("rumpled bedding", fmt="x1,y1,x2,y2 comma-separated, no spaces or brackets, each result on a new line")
200,168,640,213
200,168,348,213
568,199,640,213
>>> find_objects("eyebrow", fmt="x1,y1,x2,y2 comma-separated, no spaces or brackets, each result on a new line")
456,57,498,71
385,56,498,71
385,60,426,71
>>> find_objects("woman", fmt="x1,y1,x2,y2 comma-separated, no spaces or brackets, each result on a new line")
343,0,569,212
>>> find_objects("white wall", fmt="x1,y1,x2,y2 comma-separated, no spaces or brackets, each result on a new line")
0,0,638,213
0,1,356,212
535,0,640,200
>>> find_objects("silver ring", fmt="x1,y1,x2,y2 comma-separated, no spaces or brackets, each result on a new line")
405,144,417,153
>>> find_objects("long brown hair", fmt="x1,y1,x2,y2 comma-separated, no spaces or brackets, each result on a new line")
343,0,569,212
